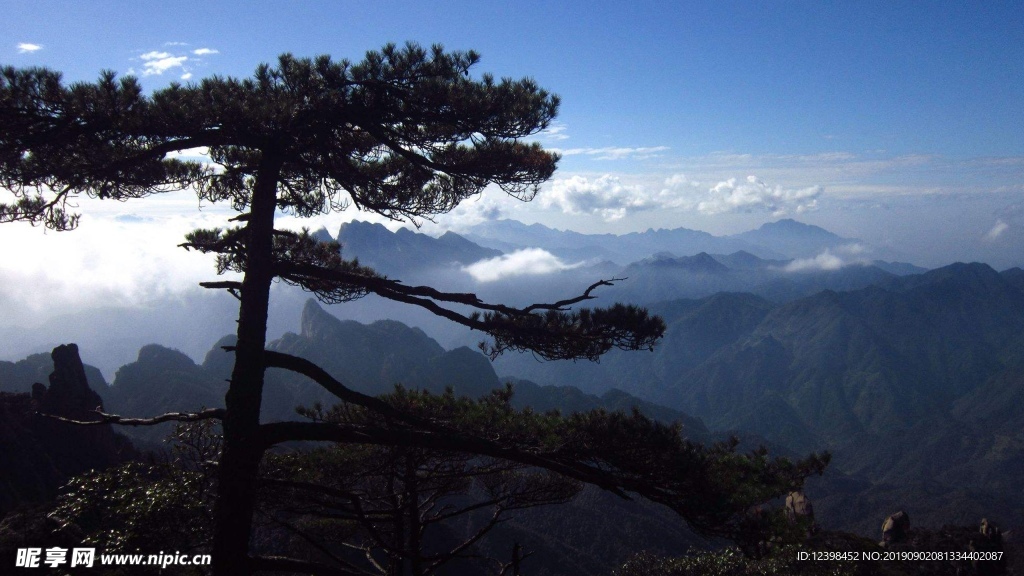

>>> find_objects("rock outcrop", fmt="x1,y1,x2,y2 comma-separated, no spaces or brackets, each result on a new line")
0,344,135,519
881,510,910,547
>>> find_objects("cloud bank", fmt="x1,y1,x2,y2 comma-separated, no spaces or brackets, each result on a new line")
541,173,823,221
0,198,236,327
462,249,586,282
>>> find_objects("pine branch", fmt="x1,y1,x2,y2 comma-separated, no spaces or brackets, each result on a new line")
275,261,664,360
36,407,225,427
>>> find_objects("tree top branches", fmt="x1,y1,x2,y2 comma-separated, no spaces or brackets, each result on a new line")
1,43,559,229
2,44,662,359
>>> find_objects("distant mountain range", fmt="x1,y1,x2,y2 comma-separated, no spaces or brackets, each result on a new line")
337,217,903,273
5,261,1021,540
336,220,502,274
0,217,928,379
464,217,872,263
329,218,926,305
496,261,1024,534
4,215,1022,569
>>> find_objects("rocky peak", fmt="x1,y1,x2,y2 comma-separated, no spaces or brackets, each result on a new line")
300,299,334,339
37,344,104,421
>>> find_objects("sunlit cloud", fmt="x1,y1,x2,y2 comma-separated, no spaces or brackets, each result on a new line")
137,46,219,78
0,202,236,327
17,43,42,53
141,51,189,76
462,249,586,282
540,173,822,221
542,175,652,221
696,176,822,216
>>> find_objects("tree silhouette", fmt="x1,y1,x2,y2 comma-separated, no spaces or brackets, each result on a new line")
2,45,825,575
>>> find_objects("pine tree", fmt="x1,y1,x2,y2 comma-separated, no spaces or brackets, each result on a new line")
2,45,825,575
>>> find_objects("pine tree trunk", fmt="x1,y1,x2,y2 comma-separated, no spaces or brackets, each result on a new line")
211,156,282,575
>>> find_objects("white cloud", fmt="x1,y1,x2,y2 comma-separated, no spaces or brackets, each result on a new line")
784,250,846,272
0,201,236,327
17,43,42,53
783,245,871,272
542,175,653,221
462,249,586,282
696,175,821,216
141,51,189,76
985,220,1009,241
553,146,670,160
140,50,172,60
538,173,822,221
538,122,569,141
135,45,218,79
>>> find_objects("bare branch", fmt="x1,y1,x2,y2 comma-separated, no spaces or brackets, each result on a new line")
522,277,623,312
36,407,225,427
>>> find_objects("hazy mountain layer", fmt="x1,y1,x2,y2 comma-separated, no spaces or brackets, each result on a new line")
0,217,924,380
498,262,1024,530
463,217,890,263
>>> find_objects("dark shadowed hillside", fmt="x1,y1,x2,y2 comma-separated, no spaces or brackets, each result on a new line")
48,303,716,576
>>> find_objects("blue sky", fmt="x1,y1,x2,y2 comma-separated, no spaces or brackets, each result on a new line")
9,1,1022,158
3,1,1024,323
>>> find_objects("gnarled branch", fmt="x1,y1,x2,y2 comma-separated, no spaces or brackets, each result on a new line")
36,407,225,427
274,261,664,360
